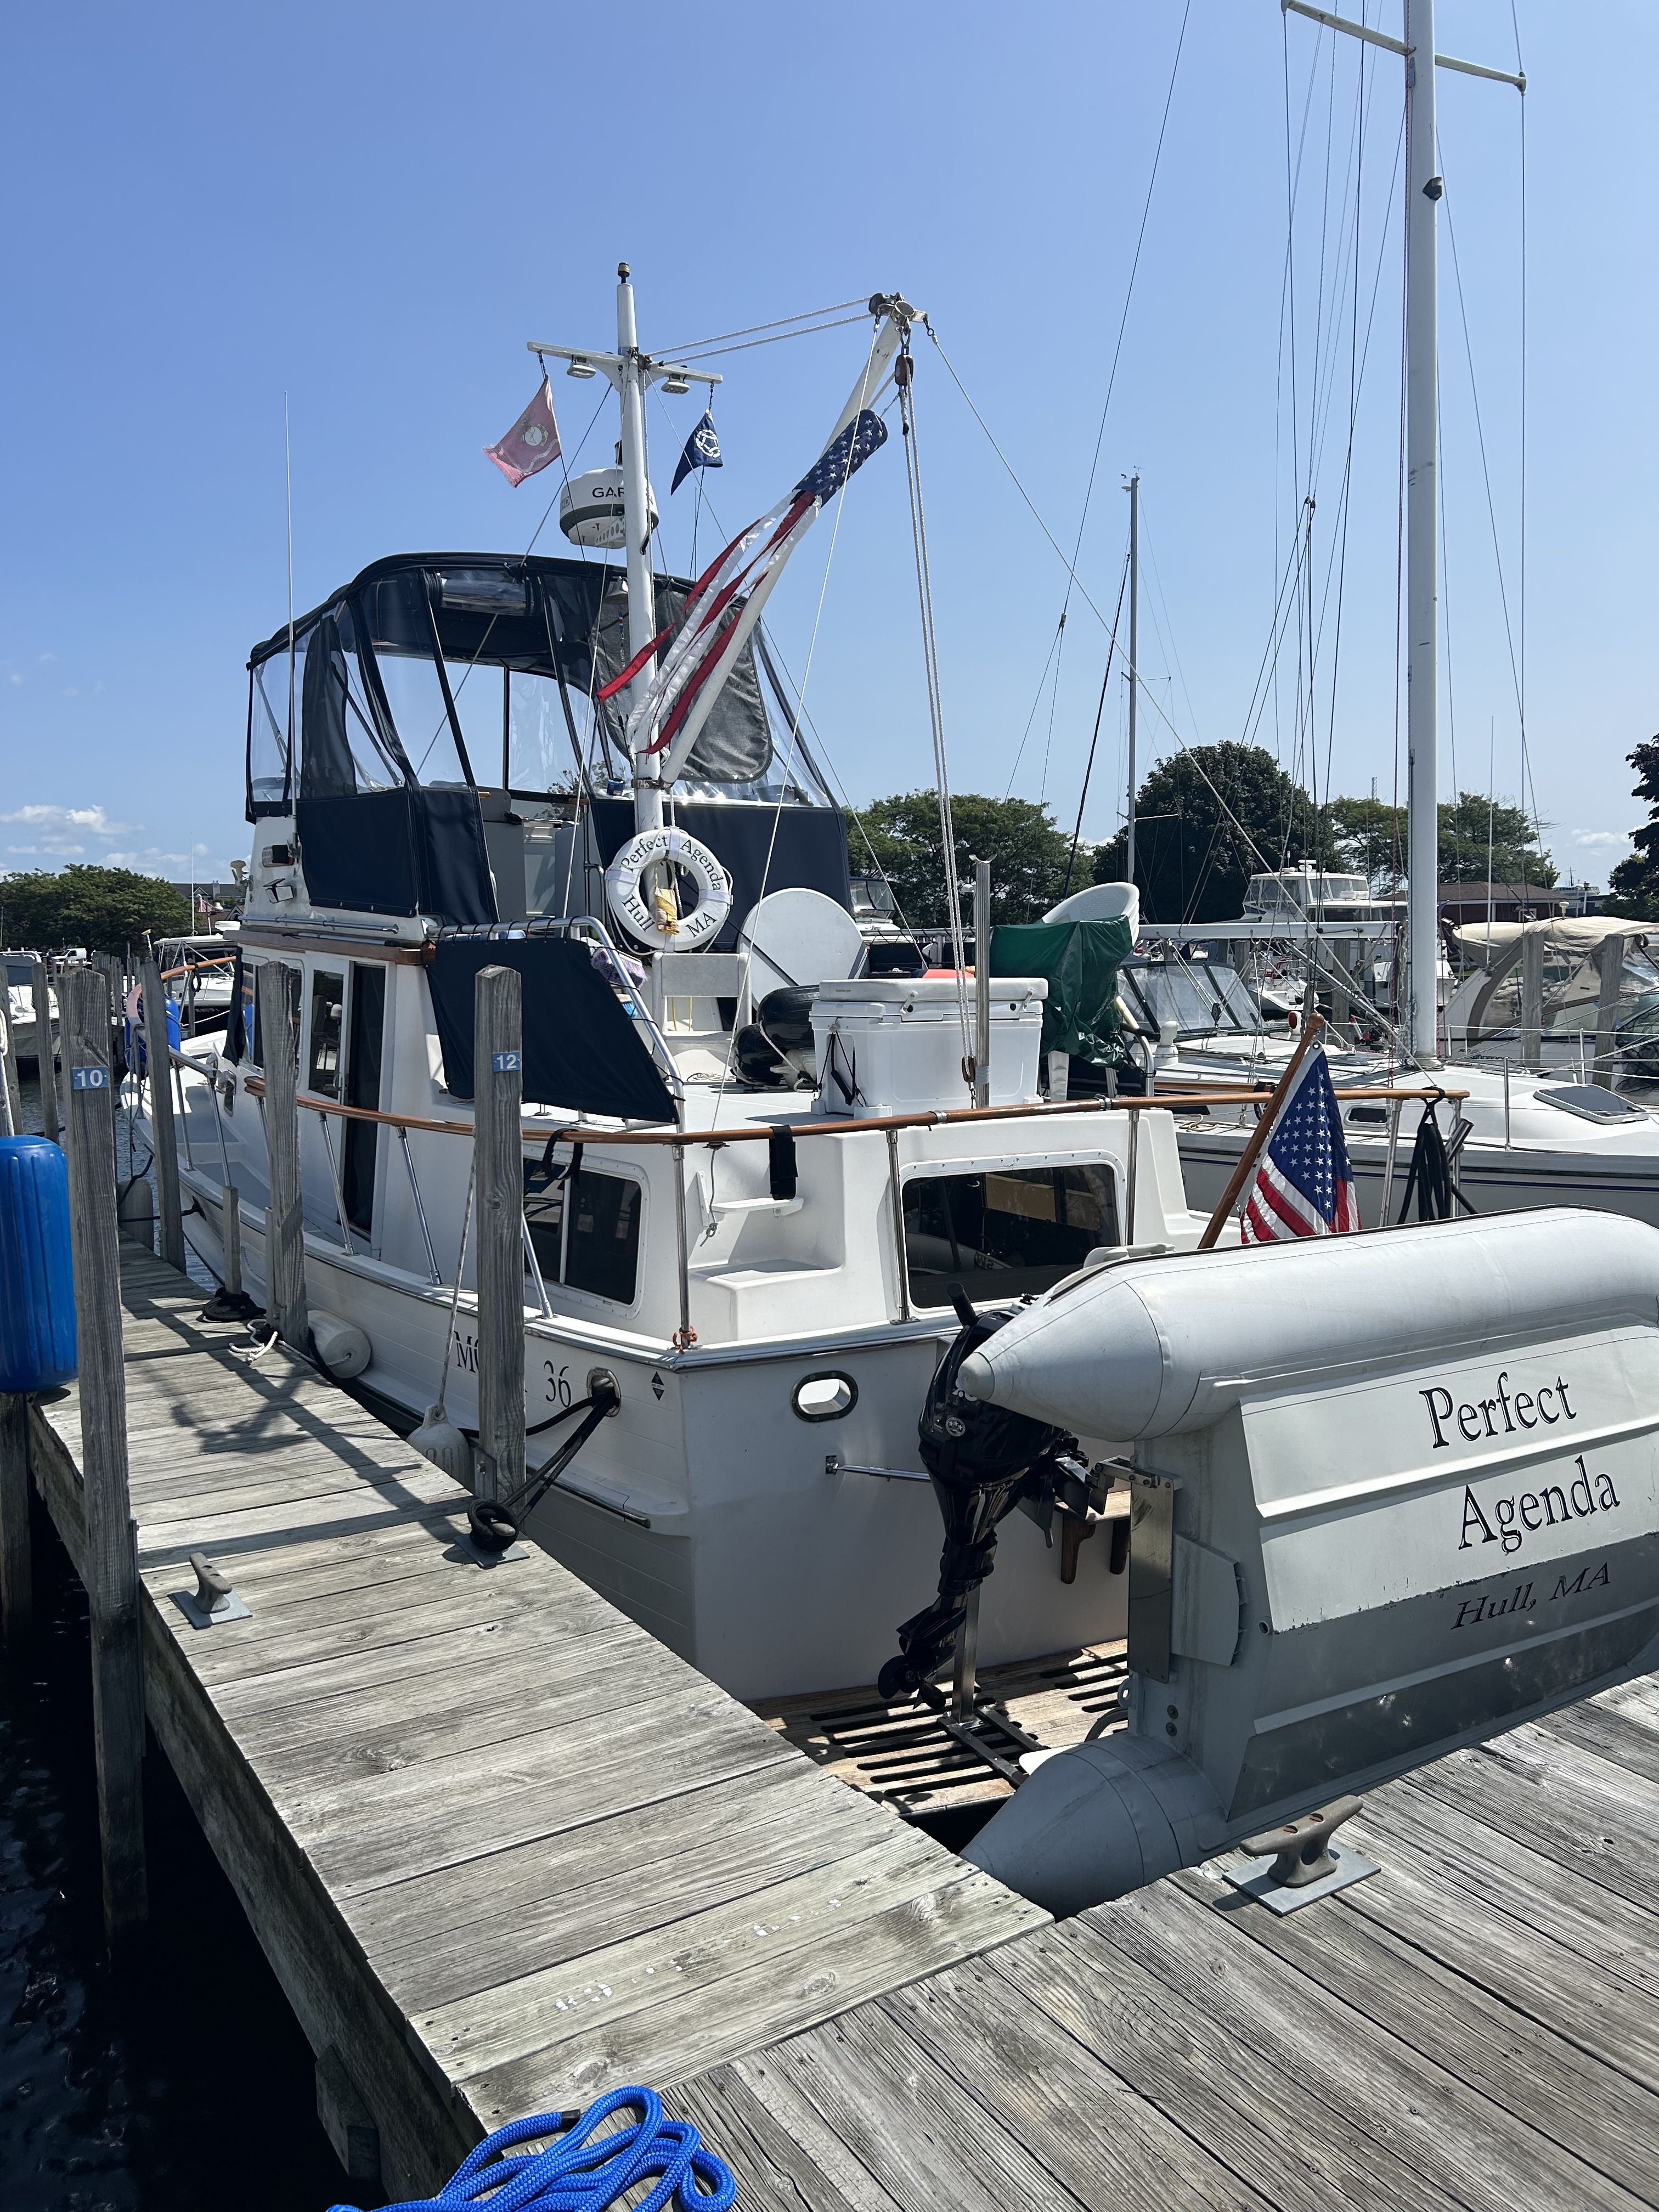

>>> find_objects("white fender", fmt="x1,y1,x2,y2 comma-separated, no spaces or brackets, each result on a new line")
604,826,732,953
309,1308,371,1381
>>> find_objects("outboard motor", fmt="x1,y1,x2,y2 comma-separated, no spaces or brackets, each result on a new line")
877,1288,1077,1702
956,1210,1659,1916
734,985,818,1090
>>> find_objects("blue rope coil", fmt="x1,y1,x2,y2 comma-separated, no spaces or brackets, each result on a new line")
329,2086,737,2212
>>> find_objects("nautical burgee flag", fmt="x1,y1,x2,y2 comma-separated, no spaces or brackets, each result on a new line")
1240,1041,1362,1242
596,407,887,772
671,409,723,493
484,376,562,487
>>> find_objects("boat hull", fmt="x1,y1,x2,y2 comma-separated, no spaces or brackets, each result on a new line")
182,1181,1128,1701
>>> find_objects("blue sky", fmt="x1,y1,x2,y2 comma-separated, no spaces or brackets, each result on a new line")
2,2,1653,891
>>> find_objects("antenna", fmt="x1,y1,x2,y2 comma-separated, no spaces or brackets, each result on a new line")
285,396,296,774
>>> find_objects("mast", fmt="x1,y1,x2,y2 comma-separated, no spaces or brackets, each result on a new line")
1403,0,1440,1062
524,278,721,838
1126,471,1139,891
1279,0,1522,1065
614,263,663,834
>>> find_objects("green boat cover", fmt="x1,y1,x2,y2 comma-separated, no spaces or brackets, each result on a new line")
989,917,1135,1068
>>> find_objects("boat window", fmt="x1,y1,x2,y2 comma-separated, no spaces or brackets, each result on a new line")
566,1171,641,1302
247,652,292,814
506,669,574,793
442,656,522,787
299,607,404,799
520,1165,641,1305
523,1170,566,1279
1125,961,1256,1037
902,1164,1120,1310
307,970,345,1098
1534,1085,1647,1124
363,573,475,788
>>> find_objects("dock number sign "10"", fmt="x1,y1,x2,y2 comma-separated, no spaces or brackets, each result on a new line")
70,1066,109,1090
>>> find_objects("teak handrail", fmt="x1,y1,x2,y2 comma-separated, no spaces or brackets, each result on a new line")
193,1051,1464,1150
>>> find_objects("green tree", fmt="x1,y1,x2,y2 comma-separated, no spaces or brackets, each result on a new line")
1435,791,1555,886
0,864,190,956
1606,738,1659,918
1324,790,1556,888
1325,794,1403,883
1092,742,1330,923
845,792,1076,928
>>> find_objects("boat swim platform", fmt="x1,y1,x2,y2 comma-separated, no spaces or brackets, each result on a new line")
25,1244,1659,2209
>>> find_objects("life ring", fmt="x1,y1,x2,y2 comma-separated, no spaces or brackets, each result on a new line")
605,827,732,953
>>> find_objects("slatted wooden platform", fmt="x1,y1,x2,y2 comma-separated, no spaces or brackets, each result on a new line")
755,1643,1130,1818
25,1244,1046,2199
28,1242,1659,2210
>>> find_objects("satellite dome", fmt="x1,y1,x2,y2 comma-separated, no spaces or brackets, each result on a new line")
559,467,659,549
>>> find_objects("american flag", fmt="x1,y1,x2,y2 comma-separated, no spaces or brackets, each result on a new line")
1240,1042,1362,1242
596,409,888,768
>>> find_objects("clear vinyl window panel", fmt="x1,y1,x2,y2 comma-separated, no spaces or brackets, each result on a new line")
363,573,473,788
247,655,292,810
1124,961,1259,1038
1468,945,1659,1047
902,1163,1120,1310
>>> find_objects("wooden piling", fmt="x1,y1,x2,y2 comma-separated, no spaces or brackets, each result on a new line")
61,964,148,1939
139,956,185,1272
0,1392,31,1651
472,964,524,1505
257,961,308,1351
32,957,59,1143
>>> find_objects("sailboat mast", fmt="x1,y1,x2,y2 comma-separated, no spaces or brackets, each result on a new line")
615,263,663,834
1404,0,1441,1062
1126,471,1139,892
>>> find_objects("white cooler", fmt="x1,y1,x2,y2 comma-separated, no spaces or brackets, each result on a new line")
810,977,1047,1118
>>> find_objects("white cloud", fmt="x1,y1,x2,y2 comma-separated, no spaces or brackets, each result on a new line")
0,806,229,877
0,802,136,854
7,672,21,687
1571,829,1637,850
105,847,228,874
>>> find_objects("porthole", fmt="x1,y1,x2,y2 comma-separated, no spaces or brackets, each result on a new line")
792,1370,859,1423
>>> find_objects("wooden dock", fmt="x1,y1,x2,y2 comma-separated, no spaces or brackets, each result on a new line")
25,1242,1659,2209
24,1243,1045,2197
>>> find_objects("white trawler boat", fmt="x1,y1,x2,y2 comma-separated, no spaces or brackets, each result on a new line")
144,275,1226,1705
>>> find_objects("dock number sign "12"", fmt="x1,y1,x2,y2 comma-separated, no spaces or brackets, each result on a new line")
491,1052,522,1072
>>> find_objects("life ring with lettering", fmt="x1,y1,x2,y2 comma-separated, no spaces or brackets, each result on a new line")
604,826,732,953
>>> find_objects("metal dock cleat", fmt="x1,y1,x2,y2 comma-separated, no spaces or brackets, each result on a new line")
1224,1793,1379,1914
174,1549,251,1629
